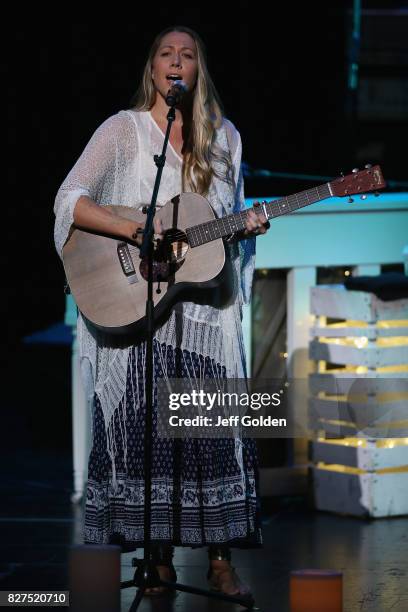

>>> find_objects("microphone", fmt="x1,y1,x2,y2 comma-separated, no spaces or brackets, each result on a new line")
165,80,188,106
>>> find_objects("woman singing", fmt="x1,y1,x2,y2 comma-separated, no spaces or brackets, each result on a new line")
54,25,269,596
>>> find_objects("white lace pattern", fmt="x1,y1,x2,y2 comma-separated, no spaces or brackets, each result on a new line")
53,110,255,489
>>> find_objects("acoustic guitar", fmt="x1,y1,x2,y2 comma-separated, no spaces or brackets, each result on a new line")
62,165,386,336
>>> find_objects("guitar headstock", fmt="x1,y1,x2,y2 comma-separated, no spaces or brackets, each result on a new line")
330,165,386,198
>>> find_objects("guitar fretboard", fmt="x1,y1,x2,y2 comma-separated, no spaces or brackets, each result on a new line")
186,183,331,248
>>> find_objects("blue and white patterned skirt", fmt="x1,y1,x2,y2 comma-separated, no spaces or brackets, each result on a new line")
84,339,263,551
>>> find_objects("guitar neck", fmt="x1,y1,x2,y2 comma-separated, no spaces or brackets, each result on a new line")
186,183,332,248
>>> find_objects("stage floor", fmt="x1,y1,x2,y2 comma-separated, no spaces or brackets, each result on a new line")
1,448,407,611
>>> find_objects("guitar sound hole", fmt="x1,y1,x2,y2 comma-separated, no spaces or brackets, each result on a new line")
165,229,189,263
139,229,188,282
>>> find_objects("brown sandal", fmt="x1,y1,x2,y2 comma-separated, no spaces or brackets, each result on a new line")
143,544,177,596
207,545,252,598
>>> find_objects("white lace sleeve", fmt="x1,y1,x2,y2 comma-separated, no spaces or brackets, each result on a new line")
224,119,256,306
53,113,128,259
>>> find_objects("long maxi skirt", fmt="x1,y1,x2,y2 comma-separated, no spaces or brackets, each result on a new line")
83,339,263,551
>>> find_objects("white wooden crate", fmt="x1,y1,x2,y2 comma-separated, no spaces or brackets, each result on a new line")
309,421,408,438
310,323,408,339
310,285,408,321
311,439,408,470
309,339,408,367
309,283,408,516
312,466,408,517
309,371,408,395
309,396,408,427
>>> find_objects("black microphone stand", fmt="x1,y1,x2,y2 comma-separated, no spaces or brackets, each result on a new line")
120,95,256,610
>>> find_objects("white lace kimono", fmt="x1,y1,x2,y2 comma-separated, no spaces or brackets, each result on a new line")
53,109,255,492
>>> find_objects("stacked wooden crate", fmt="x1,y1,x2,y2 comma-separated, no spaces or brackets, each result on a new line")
309,284,408,517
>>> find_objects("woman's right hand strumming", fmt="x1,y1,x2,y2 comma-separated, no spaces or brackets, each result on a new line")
73,195,163,246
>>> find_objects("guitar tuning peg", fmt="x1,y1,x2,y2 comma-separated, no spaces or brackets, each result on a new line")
364,163,372,169
348,197,354,203
360,194,367,200
352,168,359,174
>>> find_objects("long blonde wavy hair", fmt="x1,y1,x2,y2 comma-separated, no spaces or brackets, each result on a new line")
130,26,232,196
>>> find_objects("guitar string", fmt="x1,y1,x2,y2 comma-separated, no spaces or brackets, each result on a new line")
122,179,376,252
127,178,374,246
124,183,332,248
125,195,311,247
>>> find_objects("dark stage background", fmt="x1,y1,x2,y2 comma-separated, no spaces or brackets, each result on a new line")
5,2,408,453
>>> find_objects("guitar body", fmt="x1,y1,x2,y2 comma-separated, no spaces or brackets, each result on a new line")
62,193,228,336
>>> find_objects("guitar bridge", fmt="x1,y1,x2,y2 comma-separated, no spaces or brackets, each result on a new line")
117,242,138,283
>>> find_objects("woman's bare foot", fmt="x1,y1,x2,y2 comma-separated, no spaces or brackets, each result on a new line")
144,565,173,595
209,559,251,596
